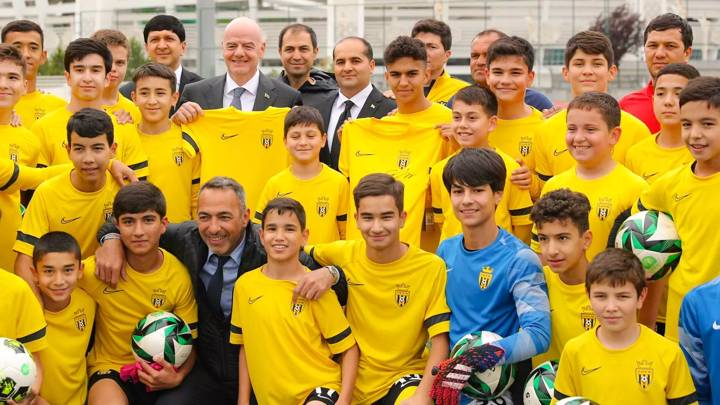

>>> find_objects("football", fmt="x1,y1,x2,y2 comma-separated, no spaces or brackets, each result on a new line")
451,331,516,400
615,210,681,280
523,360,558,405
0,337,37,403
131,311,193,367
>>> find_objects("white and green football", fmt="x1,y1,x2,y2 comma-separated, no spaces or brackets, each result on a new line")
451,331,516,400
555,396,599,405
131,311,193,367
615,210,681,280
0,337,36,403
523,360,558,405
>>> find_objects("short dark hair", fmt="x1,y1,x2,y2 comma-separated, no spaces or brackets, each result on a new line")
655,63,700,83
0,44,26,75
1,20,44,46
66,108,114,146
643,13,693,50
333,36,373,60
679,76,720,110
353,173,404,213
586,248,647,296
383,36,427,66
565,30,615,67
442,148,506,194
487,36,535,71
531,188,591,233
91,29,129,51
32,231,81,267
567,91,621,130
143,15,186,43
113,181,167,220
452,85,498,117
475,29,508,40
279,23,317,49
64,38,112,74
200,176,247,210
284,106,325,137
132,62,177,91
261,197,307,230
411,19,452,51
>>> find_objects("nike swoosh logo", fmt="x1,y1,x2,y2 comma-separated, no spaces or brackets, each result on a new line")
713,321,720,330
446,268,453,272
275,192,293,198
248,295,263,304
102,286,124,294
220,133,239,140
347,280,365,286
581,366,601,375
673,193,691,202
355,151,374,157
61,216,81,224
553,148,568,156
642,172,658,180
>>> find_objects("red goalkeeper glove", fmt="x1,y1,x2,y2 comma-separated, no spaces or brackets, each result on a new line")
430,343,505,405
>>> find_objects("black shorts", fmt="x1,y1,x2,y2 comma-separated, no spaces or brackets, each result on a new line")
373,374,422,405
304,387,340,404
89,370,158,405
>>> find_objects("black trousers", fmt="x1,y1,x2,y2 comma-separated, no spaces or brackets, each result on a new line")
155,363,257,405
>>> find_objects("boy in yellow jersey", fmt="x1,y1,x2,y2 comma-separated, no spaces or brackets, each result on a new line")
530,189,595,367
91,29,142,123
410,19,469,106
637,76,720,342
1,20,66,127
82,182,198,405
530,92,647,261
552,248,697,405
535,31,651,186
31,38,148,179
254,106,348,244
626,63,699,183
30,232,95,405
486,36,544,199
430,85,532,243
133,63,200,222
13,109,122,293
308,174,450,404
231,198,359,404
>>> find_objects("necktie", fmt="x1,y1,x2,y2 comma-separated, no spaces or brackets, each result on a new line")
231,87,246,110
331,100,354,153
207,255,231,316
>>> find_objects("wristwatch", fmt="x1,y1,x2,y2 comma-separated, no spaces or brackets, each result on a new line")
327,265,340,285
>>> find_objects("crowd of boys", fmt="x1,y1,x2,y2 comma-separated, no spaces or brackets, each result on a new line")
0,9,718,405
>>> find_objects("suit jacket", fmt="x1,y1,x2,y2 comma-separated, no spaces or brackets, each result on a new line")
178,71,302,111
316,85,397,170
120,67,203,113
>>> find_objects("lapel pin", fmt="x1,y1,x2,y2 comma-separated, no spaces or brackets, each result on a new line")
264,93,270,99
370,104,376,109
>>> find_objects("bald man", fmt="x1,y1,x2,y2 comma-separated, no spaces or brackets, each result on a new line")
174,17,301,123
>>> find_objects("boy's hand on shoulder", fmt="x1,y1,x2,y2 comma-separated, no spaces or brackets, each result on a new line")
510,159,531,190
542,104,564,119
112,109,134,125
382,89,396,100
436,123,453,141
293,267,334,302
109,160,138,185
10,110,22,127
137,356,183,391
95,238,127,288
172,102,204,125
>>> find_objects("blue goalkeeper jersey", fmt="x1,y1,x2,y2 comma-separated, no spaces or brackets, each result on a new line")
679,275,720,405
438,228,550,365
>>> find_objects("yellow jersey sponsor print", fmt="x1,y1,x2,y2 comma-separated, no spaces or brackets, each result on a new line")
625,133,693,184
14,90,66,128
0,270,48,353
426,71,471,106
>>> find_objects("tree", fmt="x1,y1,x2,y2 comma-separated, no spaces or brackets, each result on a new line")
589,4,644,66
38,46,65,76
127,37,150,79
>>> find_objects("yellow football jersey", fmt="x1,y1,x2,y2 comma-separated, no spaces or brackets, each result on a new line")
427,71,470,106
15,90,66,128
40,288,95,405
31,107,149,178
139,123,200,222
104,94,141,124
182,107,290,214
253,165,349,244
339,118,445,247
80,250,198,374
552,325,697,404
229,267,355,404
309,240,450,403
638,164,720,341
532,164,647,260
533,267,596,367
13,171,120,259
534,109,651,183
430,148,532,241
0,269,48,353
625,134,693,184
383,102,455,158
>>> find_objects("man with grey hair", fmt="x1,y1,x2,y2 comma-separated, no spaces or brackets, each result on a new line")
95,176,344,404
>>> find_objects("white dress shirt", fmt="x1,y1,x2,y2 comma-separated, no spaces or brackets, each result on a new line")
174,65,183,91
222,69,260,111
327,83,374,151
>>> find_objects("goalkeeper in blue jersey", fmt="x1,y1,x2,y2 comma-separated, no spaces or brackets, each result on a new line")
431,148,550,405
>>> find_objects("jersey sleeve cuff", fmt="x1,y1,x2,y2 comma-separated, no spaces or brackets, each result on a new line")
17,327,48,353
229,324,243,345
325,326,355,354
425,312,451,337
13,236,37,257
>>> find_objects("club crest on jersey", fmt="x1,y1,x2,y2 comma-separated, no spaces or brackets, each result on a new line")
635,360,654,390
103,201,113,222
8,144,19,162
580,306,596,330
519,137,532,157
173,148,184,166
151,288,167,308
597,197,612,221
261,129,273,149
395,283,410,307
291,298,305,316
34,108,46,120
316,196,330,218
397,151,410,170
479,266,494,290
74,312,87,331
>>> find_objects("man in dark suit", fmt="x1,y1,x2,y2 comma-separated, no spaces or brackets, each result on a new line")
173,17,301,124
119,15,202,112
315,36,396,170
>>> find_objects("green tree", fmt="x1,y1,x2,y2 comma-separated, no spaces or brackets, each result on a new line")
126,37,150,79
589,4,644,66
38,46,65,76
